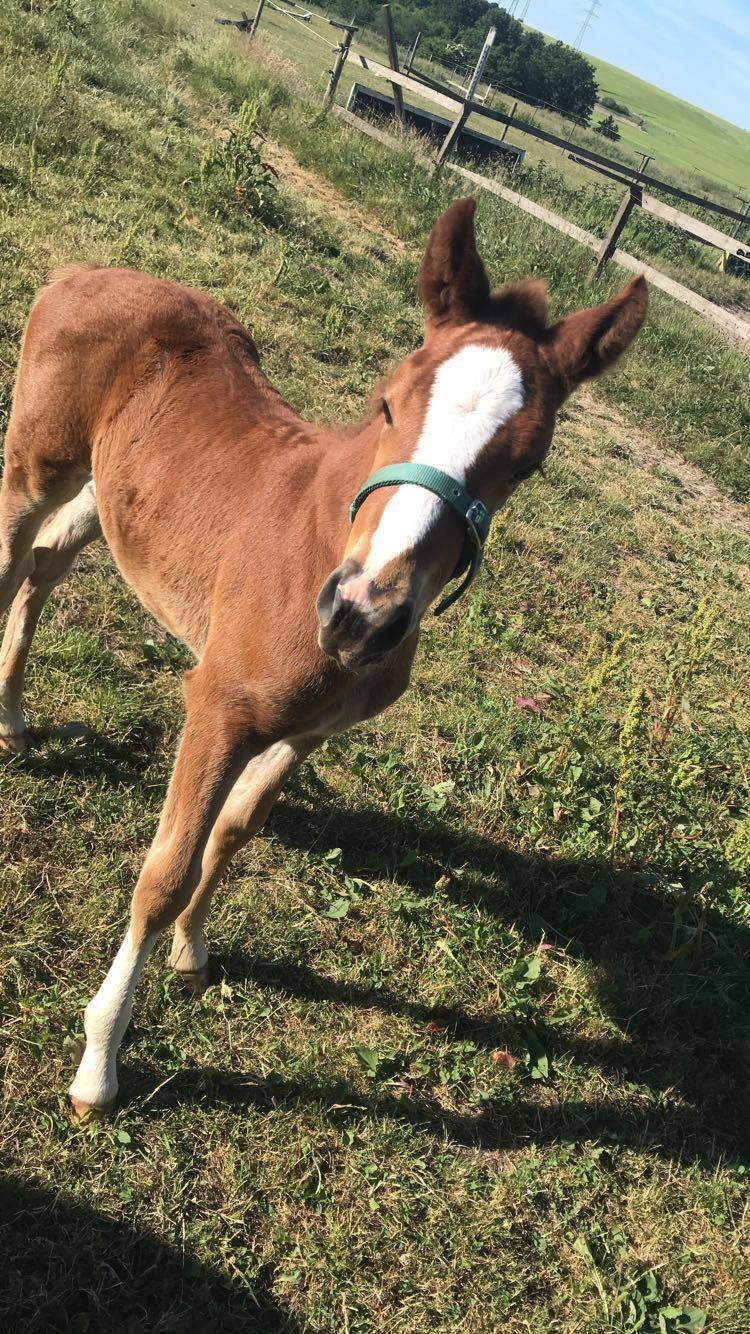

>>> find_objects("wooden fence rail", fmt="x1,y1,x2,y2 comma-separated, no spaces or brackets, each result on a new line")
640,193,749,264
349,50,749,230
331,106,750,351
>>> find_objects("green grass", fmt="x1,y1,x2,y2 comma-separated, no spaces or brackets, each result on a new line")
1,2,749,1331
585,49,750,198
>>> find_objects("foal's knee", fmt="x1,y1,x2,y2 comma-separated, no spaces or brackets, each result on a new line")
212,813,249,861
130,844,205,942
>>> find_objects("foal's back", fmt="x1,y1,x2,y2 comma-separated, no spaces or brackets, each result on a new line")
16,266,320,651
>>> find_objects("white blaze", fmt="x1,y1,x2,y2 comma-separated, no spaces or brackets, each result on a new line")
366,344,524,574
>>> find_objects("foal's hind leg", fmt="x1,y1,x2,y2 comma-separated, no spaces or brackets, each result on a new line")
0,481,100,750
1,327,94,621
169,738,316,991
0,466,57,620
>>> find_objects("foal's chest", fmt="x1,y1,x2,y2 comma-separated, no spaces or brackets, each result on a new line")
303,647,416,739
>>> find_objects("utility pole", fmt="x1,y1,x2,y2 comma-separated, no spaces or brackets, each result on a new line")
574,0,601,51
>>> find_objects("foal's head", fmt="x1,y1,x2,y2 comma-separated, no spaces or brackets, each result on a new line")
317,197,647,667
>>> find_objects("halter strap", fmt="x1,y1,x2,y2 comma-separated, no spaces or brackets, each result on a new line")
348,463,490,615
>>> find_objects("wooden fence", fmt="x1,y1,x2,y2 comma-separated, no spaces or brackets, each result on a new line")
333,106,749,349
220,2,750,347
345,50,750,258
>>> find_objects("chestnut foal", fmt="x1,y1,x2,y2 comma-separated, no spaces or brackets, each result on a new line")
0,199,647,1117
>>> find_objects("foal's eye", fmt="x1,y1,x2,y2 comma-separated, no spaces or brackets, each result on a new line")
513,465,538,482
381,397,393,426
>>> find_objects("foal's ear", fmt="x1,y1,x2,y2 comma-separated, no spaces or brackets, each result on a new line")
419,197,491,320
543,275,648,400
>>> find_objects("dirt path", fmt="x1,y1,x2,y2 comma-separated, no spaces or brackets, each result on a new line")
266,138,411,257
577,389,750,537
270,137,749,540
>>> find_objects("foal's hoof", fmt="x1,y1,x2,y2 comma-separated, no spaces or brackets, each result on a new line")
0,729,30,755
177,963,211,997
69,1095,115,1124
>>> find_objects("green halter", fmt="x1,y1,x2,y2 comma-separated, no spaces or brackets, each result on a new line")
348,463,490,616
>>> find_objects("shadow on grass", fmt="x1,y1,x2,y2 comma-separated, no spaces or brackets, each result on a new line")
6,715,165,785
127,794,748,1168
0,1172,301,1333
127,1056,745,1169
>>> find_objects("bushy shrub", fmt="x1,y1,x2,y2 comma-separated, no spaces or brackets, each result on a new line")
600,94,630,116
197,98,278,222
595,113,621,141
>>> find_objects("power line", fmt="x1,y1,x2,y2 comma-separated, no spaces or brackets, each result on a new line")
573,0,601,51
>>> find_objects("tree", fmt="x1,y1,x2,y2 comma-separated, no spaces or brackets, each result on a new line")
363,3,600,122
595,113,621,141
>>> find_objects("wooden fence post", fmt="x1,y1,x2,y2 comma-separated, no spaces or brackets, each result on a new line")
435,25,496,170
214,10,252,33
404,30,421,75
381,5,404,126
730,199,750,240
250,0,266,38
591,184,641,279
500,99,517,141
323,19,357,110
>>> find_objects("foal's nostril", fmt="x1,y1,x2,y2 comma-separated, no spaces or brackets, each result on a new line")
316,569,346,630
316,561,363,630
365,601,413,657
317,564,413,662
328,583,343,621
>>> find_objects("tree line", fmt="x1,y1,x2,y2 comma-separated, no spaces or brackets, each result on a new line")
346,1,600,122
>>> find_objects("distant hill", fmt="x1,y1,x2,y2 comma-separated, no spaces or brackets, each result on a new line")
526,30,750,196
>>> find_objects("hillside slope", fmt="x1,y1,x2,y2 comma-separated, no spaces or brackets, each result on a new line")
587,48,750,193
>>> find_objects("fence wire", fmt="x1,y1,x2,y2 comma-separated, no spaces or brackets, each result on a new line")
265,2,336,48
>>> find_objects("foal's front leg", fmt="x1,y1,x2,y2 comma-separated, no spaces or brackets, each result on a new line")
69,674,255,1119
169,738,317,991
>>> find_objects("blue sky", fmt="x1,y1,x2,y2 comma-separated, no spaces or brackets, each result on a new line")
518,0,750,129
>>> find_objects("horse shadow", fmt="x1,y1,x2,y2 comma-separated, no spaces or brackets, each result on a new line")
0,1172,301,1332
15,727,747,1166
130,791,748,1168
8,715,165,785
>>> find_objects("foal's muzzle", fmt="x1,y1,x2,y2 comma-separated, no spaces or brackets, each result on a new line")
316,562,414,666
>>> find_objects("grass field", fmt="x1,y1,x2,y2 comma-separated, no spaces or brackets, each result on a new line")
586,50,750,198
1,2,749,1330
